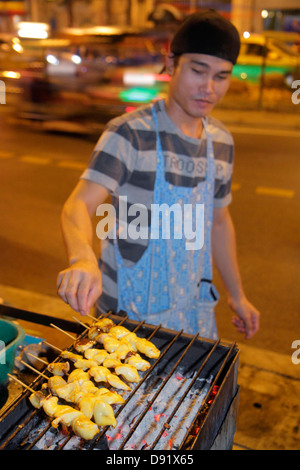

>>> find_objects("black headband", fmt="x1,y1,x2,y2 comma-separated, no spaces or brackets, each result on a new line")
170,10,241,65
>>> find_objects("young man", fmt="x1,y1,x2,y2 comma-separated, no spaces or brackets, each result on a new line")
57,10,260,340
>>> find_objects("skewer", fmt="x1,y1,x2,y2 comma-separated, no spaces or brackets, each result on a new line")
28,353,48,365
50,323,76,340
43,341,63,353
20,360,49,380
7,373,36,393
72,316,90,329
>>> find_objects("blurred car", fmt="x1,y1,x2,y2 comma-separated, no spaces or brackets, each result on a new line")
0,26,170,134
233,34,300,85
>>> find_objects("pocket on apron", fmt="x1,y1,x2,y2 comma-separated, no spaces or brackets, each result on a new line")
192,282,219,339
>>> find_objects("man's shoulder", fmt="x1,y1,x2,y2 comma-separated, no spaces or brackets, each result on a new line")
105,103,154,133
206,115,234,146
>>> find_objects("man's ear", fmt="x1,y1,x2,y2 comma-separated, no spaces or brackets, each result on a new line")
165,53,175,76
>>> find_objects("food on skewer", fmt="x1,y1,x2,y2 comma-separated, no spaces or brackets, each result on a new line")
77,393,117,427
74,338,96,353
93,317,115,332
89,318,160,359
73,358,99,370
47,361,70,376
95,333,121,353
95,388,125,405
30,375,118,429
60,350,83,363
67,369,90,384
84,348,109,364
115,364,140,383
40,394,99,439
71,414,99,440
108,325,131,339
95,325,160,359
89,366,131,391
93,398,117,427
102,355,122,369
124,352,151,371
88,320,115,339
47,375,67,395
51,405,83,428
132,337,160,359
8,375,100,441
28,353,71,377
29,389,48,409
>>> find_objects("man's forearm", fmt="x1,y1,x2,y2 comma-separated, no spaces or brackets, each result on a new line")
211,207,245,302
61,198,98,266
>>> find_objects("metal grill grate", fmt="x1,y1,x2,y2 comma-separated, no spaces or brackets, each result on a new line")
0,312,238,450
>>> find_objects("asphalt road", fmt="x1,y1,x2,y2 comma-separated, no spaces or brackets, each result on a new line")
0,112,299,357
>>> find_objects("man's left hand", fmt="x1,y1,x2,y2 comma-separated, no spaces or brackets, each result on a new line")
228,296,260,339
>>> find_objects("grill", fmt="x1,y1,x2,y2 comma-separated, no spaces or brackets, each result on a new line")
0,306,239,451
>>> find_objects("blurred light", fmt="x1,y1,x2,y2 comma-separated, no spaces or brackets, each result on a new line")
125,106,136,113
119,87,158,103
12,43,23,53
123,72,171,86
1,71,21,79
261,10,269,19
46,54,59,65
240,72,248,80
124,72,155,86
71,54,82,64
243,31,250,39
17,22,49,39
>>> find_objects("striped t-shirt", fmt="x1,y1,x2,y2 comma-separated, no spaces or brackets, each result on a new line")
81,99,234,312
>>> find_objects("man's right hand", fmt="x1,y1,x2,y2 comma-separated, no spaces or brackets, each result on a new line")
57,260,102,316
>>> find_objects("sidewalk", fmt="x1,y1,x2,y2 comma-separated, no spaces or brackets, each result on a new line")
212,106,300,132
1,283,300,450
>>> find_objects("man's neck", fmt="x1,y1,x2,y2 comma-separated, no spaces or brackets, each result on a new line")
164,98,204,139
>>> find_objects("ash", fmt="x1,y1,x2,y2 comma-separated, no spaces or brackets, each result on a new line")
106,371,213,450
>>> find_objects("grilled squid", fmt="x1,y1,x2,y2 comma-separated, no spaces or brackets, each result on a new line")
84,348,109,364
94,318,115,332
88,318,115,339
89,366,131,391
93,398,117,427
29,390,48,409
47,361,70,376
60,350,83,363
72,414,99,440
51,406,83,428
95,333,121,353
67,369,90,384
95,388,125,405
115,364,140,383
129,335,160,359
109,325,131,339
74,358,99,370
124,352,151,371
40,395,99,440
74,338,96,353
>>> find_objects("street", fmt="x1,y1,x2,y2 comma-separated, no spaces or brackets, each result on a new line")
0,111,299,357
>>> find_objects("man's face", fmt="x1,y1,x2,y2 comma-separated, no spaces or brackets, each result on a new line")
167,53,233,118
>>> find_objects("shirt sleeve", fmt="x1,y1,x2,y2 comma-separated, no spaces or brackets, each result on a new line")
213,140,235,208
80,120,138,194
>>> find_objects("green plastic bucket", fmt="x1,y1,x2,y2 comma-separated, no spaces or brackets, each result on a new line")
0,319,25,385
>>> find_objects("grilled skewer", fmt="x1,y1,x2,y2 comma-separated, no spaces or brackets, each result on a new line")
8,374,100,440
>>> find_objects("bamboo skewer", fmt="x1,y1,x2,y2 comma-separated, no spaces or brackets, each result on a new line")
20,360,49,380
72,316,90,329
50,323,76,340
28,353,48,366
7,373,36,393
43,341,63,353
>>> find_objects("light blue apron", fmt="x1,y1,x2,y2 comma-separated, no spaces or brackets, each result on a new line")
114,105,219,339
